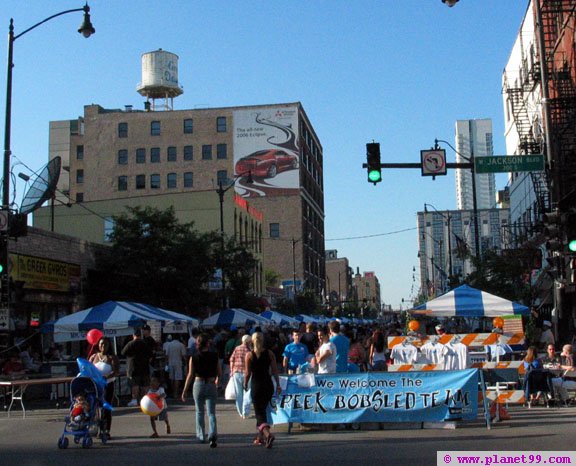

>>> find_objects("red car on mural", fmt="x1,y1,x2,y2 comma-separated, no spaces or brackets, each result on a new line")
235,149,299,178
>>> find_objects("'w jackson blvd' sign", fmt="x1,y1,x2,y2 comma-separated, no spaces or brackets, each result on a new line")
270,369,479,424
474,155,544,174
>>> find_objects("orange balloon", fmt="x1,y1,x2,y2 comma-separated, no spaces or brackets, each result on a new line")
408,320,420,331
493,317,504,329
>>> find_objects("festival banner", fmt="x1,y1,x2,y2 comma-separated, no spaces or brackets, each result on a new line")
270,369,478,424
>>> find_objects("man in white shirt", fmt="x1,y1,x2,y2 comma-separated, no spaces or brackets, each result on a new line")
315,327,336,374
164,335,187,399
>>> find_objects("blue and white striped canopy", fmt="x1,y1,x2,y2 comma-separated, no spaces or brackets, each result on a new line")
411,285,529,317
43,301,199,342
259,310,299,327
200,308,268,329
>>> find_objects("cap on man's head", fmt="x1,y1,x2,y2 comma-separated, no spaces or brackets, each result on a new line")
543,320,552,327
435,324,445,331
142,324,151,331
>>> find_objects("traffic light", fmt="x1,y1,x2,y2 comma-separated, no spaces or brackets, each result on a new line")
543,210,564,252
366,142,382,185
565,212,576,253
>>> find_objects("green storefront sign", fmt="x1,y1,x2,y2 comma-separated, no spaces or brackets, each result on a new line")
474,154,545,173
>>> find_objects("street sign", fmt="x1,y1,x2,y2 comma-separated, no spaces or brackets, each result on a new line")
421,149,447,176
474,154,545,174
0,307,9,331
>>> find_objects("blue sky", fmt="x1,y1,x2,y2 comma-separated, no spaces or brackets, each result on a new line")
1,1,529,309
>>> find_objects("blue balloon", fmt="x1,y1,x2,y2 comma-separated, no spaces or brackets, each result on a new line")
76,358,113,411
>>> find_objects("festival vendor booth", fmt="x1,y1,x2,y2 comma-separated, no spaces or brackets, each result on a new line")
200,308,268,329
269,285,528,431
4,302,199,417
259,310,300,328
43,301,199,343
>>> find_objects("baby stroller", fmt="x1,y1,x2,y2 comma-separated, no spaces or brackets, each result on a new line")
57,359,110,449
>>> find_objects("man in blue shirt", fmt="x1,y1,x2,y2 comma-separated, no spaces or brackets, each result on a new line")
329,320,350,373
282,331,309,374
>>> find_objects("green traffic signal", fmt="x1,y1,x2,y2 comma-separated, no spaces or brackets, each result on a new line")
366,142,382,185
368,169,382,183
0,263,3,274
569,239,576,252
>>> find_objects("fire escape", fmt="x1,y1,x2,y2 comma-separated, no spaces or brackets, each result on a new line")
502,0,576,235
541,0,576,209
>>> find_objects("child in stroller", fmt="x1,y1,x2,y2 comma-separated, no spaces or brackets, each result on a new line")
58,358,112,449
69,393,90,428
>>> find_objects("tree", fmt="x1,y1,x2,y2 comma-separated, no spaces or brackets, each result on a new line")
88,206,220,313
464,249,531,304
88,205,260,314
264,269,281,288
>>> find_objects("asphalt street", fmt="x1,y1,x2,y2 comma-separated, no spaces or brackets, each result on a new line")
1,400,575,466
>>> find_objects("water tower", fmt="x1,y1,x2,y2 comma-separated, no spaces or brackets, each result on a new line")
136,49,183,111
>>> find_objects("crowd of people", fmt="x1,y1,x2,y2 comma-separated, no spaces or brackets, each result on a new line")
3,315,574,448
86,320,402,447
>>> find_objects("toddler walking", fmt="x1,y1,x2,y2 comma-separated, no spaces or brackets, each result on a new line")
148,376,171,438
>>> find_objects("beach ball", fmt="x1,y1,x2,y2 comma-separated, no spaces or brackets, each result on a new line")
140,394,165,417
492,317,504,329
408,320,420,332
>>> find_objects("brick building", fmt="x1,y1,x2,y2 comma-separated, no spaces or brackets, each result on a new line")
35,101,325,302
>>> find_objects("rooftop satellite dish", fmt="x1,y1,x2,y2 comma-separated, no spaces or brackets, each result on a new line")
20,156,62,215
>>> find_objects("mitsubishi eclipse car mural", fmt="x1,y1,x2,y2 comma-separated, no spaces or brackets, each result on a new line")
233,107,300,197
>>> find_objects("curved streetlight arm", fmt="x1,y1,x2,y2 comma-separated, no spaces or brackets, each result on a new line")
434,138,470,163
434,138,481,261
12,5,92,42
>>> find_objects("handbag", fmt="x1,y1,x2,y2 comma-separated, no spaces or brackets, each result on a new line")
224,376,237,400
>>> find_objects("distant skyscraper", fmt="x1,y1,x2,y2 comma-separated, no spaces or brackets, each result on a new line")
455,119,496,210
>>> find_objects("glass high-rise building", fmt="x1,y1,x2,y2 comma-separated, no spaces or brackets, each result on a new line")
455,119,496,210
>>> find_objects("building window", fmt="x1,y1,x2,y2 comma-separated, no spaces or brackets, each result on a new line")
136,148,146,164
183,172,193,188
76,145,84,160
167,146,177,162
150,173,160,189
151,147,160,163
118,175,128,191
151,121,161,136
76,169,84,184
217,170,228,185
167,173,177,188
136,174,145,189
118,149,128,165
202,145,212,160
183,145,193,161
118,122,128,138
270,223,280,238
104,217,115,242
217,143,227,159
76,192,84,203
183,118,193,134
216,116,227,132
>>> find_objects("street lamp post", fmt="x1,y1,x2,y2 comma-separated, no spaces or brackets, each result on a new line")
216,171,252,308
424,203,453,282
434,138,481,262
4,5,95,209
2,4,95,323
